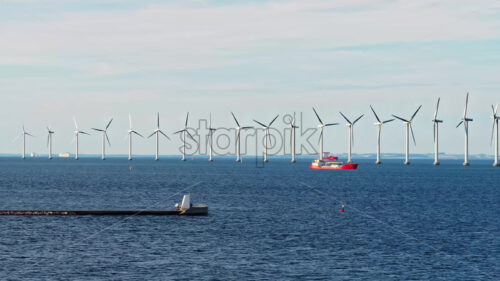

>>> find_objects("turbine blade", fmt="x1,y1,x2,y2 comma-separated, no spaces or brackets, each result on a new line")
157,112,160,128
434,98,440,120
80,131,90,136
160,130,171,140
268,115,279,127
324,123,339,126
92,128,104,132
129,114,132,129
231,112,240,127
105,133,111,147
392,115,409,122
383,119,394,124
185,112,189,127
410,124,416,146
456,121,463,128
318,129,323,145
339,111,351,124
369,105,381,123
147,131,156,138
253,120,267,128
353,114,364,125
186,130,197,143
464,92,469,117
173,130,184,134
73,117,78,129
133,131,144,138
433,122,436,143
106,118,113,130
47,134,50,147
242,126,253,129
411,105,422,121
312,107,323,125
26,133,35,137
491,119,495,146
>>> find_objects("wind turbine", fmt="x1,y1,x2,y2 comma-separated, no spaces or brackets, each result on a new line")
312,108,338,160
369,105,394,164
253,115,279,162
491,104,499,167
73,118,90,160
208,113,216,162
392,105,422,165
289,113,299,163
456,93,473,166
148,113,170,161
339,112,364,164
231,112,253,162
47,127,55,159
92,118,113,160
17,126,34,159
174,113,195,161
432,98,443,166
127,114,144,161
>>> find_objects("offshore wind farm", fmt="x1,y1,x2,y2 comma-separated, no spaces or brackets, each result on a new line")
1,0,499,280
8,95,500,167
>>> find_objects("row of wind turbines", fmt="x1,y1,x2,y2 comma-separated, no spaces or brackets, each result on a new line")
15,93,500,166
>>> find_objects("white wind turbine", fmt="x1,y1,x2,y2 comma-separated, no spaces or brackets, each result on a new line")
392,105,422,165
148,113,170,161
208,113,216,162
253,115,279,163
231,112,253,162
490,104,499,167
17,126,34,159
47,127,55,159
456,93,473,166
92,118,113,160
73,118,90,160
312,108,338,160
289,113,299,163
369,105,394,164
127,114,144,161
339,112,364,164
174,113,196,161
432,98,443,166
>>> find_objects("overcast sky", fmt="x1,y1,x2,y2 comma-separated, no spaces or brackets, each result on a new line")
0,0,499,157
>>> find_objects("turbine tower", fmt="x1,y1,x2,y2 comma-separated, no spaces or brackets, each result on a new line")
73,118,90,160
18,126,34,159
47,127,55,159
312,107,338,160
369,105,394,164
289,113,299,163
127,114,144,161
491,104,499,167
174,113,195,161
92,118,113,160
231,112,253,162
253,115,279,162
339,112,364,164
208,114,217,162
148,113,170,161
432,98,443,166
456,93,473,166
392,105,422,165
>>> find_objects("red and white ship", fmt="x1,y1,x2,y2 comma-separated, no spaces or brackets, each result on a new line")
309,159,358,170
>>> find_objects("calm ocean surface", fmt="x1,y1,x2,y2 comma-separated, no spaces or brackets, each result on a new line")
0,156,498,280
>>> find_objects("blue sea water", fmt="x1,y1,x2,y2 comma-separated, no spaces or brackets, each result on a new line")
0,156,498,280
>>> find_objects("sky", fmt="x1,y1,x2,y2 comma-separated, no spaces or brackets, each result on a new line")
0,0,499,157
